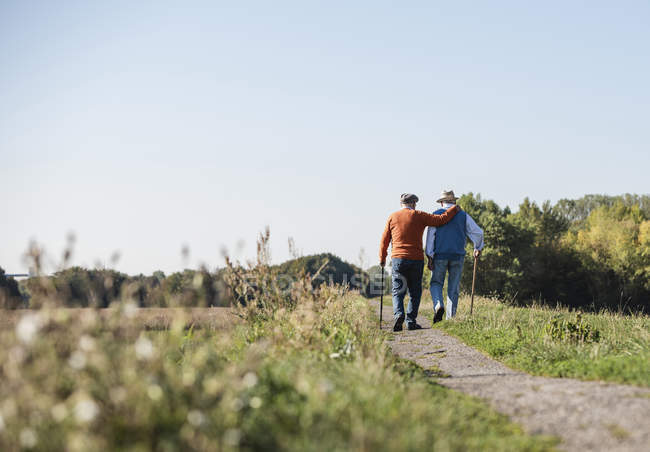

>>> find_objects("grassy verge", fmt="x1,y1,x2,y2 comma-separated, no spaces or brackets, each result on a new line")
0,287,558,450
432,295,650,387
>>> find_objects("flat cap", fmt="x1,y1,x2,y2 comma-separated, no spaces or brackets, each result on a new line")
400,193,419,203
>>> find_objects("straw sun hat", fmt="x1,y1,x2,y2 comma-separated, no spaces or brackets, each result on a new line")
436,189,460,203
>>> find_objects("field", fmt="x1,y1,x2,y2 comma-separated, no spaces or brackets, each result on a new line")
427,294,650,387
0,287,558,451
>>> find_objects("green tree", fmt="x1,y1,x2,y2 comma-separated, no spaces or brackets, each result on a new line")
565,203,649,308
0,267,23,308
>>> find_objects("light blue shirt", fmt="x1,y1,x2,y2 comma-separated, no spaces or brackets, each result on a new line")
425,202,484,258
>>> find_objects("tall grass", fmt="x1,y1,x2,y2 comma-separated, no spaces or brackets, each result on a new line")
0,234,557,450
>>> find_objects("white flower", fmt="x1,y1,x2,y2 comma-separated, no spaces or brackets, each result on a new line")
135,336,154,360
20,428,37,448
250,396,263,409
78,335,95,352
147,384,163,401
187,409,204,426
75,398,99,423
68,351,86,370
16,313,42,344
242,372,258,388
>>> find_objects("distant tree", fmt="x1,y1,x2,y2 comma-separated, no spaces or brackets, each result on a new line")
0,267,23,308
276,253,369,294
565,203,649,308
554,194,650,223
458,193,527,299
367,265,390,296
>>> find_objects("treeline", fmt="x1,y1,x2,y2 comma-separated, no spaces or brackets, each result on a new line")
2,253,370,309
12,267,226,309
3,193,647,311
458,193,649,311
0,268,23,308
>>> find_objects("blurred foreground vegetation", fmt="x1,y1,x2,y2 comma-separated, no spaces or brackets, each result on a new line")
0,239,557,451
0,251,371,310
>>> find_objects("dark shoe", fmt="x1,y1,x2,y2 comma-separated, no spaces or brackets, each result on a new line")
433,306,445,323
407,323,423,330
393,315,405,332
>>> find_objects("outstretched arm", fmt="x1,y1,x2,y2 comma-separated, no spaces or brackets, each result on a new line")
418,205,459,227
379,217,392,266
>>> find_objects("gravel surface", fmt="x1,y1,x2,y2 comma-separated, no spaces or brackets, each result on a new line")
375,301,650,452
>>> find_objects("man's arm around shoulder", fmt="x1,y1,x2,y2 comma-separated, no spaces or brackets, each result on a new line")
419,205,460,227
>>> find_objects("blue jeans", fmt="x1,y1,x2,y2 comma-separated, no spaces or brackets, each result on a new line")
429,258,464,319
391,258,424,325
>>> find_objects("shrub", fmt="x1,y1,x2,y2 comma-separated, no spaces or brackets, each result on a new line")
543,314,601,344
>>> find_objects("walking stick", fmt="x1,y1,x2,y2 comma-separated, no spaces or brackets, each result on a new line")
379,267,384,329
470,255,478,316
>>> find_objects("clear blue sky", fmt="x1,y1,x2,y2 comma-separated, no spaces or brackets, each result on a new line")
1,1,649,275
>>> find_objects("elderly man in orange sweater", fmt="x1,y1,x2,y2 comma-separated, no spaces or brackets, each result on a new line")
380,193,460,331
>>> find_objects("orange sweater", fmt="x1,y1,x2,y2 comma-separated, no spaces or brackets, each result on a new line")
379,205,459,263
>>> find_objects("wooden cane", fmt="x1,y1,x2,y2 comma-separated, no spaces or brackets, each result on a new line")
379,267,384,329
470,255,478,316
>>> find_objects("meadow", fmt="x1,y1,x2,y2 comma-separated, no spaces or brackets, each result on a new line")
425,295,650,387
0,262,558,451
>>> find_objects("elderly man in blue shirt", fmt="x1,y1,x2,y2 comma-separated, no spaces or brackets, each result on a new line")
425,190,485,322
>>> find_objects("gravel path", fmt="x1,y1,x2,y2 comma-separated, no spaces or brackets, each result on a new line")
375,301,650,452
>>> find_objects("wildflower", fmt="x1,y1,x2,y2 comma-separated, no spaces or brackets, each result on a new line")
16,313,42,344
250,396,263,409
242,371,258,388
79,335,95,352
147,384,163,401
187,409,204,426
75,398,99,423
20,428,37,448
68,351,86,370
135,336,154,360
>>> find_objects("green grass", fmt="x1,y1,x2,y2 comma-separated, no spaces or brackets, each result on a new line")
0,290,558,451
432,295,650,387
